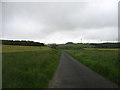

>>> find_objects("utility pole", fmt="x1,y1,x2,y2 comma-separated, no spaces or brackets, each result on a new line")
116,37,118,42
80,33,83,44
81,38,82,44
107,40,109,43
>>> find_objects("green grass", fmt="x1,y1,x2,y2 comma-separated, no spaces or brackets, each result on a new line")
2,45,50,53
65,48,119,85
0,48,1,89
2,45,61,88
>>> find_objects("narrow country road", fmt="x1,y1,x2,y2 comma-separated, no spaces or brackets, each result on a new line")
49,51,118,88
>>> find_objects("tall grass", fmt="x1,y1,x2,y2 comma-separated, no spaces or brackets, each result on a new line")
2,45,61,88
65,49,119,85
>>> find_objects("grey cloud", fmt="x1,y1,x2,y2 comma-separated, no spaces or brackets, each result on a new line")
0,3,2,38
2,2,118,43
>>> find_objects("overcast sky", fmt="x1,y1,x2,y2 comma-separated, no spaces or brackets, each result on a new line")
1,0,119,44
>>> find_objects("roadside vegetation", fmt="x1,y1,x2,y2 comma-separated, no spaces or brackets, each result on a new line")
65,48,119,85
2,45,61,88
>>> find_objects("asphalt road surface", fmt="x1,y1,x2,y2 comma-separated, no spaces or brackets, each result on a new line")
49,51,118,88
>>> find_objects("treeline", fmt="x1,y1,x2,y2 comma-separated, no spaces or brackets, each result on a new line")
1,40,44,46
57,44,93,49
65,42,120,48
57,42,120,49
90,43,120,48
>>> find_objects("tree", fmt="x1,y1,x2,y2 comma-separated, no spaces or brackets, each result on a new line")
49,44,57,49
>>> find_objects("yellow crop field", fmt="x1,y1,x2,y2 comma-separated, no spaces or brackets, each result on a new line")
2,45,51,53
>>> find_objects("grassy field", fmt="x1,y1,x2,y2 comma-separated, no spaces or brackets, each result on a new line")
2,45,61,88
65,48,119,85
2,45,50,53
0,45,1,89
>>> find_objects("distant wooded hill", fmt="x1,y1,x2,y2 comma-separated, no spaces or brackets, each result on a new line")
1,40,44,46
57,42,120,49
90,43,120,48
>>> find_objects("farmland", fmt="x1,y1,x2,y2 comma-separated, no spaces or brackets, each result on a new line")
2,45,61,88
2,45,50,53
65,48,119,85
1,44,120,88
